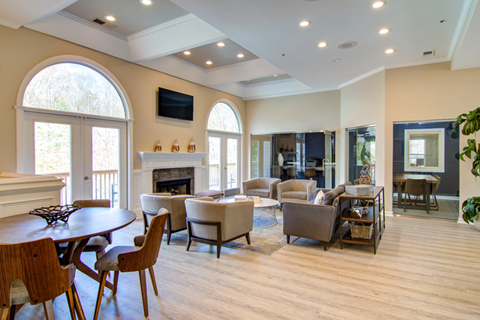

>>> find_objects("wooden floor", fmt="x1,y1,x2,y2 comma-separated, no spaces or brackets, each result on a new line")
393,198,459,220
14,216,480,320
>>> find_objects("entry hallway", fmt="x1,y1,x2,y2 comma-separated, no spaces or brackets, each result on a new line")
14,215,480,320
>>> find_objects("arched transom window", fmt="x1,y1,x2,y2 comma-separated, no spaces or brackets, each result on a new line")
23,63,126,118
207,102,240,132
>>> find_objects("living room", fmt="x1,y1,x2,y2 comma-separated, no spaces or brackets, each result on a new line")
1,0,480,319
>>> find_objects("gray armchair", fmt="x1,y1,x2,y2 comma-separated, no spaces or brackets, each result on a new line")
277,179,317,206
184,198,254,258
283,183,352,250
243,178,281,199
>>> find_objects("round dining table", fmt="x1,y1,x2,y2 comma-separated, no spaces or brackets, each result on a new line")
0,207,136,291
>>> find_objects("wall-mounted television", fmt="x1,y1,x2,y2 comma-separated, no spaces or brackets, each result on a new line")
157,87,194,121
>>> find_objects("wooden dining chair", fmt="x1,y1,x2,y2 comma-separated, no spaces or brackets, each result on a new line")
430,175,441,211
403,179,429,214
0,238,85,320
93,210,168,320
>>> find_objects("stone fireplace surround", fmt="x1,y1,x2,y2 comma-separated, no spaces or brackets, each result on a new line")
138,152,208,197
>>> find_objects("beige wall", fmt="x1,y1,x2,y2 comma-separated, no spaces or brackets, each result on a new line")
0,25,245,172
340,71,386,189
385,62,480,218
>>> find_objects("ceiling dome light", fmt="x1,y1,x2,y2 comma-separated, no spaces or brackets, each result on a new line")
332,59,341,62
318,42,328,48
206,61,213,65
372,1,386,8
217,42,225,47
104,15,116,22
140,0,152,5
237,53,244,58
385,48,396,54
379,28,391,34
299,20,311,27
183,51,191,55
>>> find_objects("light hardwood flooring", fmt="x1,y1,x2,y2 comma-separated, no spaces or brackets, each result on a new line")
393,197,459,220
14,216,480,320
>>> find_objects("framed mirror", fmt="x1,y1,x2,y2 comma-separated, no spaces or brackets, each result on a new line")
404,128,444,172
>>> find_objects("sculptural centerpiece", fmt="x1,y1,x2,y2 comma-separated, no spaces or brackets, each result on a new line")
30,204,81,225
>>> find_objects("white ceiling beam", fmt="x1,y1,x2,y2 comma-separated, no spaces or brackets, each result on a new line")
206,59,284,86
0,0,77,29
243,79,316,100
127,14,225,62
451,0,480,70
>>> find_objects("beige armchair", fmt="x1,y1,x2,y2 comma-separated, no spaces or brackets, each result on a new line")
277,179,317,207
140,193,198,245
243,177,281,199
184,198,254,258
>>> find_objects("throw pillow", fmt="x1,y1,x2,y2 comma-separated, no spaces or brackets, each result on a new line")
314,190,324,205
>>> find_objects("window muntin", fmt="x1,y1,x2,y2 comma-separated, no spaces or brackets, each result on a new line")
207,102,239,132
23,63,125,118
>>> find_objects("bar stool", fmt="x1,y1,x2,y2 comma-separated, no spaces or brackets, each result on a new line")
286,166,298,180
304,167,317,181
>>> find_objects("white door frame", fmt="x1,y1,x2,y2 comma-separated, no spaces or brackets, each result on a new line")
207,130,241,192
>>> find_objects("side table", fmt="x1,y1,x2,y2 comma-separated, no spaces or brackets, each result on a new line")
338,186,385,254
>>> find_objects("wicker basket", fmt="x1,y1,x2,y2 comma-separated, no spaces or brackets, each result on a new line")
349,222,373,239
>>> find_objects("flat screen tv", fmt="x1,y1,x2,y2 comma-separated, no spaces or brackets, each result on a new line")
157,87,194,121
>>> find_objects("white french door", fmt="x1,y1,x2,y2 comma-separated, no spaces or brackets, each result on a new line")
21,111,127,208
208,132,241,191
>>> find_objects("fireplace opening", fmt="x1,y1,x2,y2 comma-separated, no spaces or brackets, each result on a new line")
156,179,191,195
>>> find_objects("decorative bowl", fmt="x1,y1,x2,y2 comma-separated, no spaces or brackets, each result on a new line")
29,204,81,225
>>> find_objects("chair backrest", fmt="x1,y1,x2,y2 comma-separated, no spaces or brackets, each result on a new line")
73,199,110,208
287,167,297,177
404,179,428,196
304,168,317,179
118,210,168,272
0,238,75,308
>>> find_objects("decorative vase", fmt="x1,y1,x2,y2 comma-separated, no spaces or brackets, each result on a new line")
172,138,180,152
278,153,284,166
188,137,196,153
155,139,162,152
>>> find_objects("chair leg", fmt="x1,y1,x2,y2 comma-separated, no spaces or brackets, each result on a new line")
186,221,192,251
166,213,172,245
65,287,75,320
216,244,222,259
42,300,54,320
148,267,158,296
96,250,105,260
1,308,10,320
138,270,149,317
93,271,108,320
286,235,290,244
245,233,251,245
113,271,119,295
323,242,328,251
72,283,85,320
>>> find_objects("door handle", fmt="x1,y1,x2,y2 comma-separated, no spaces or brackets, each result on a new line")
84,176,89,180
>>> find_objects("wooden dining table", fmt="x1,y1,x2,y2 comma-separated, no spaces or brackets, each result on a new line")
393,173,440,212
0,207,136,291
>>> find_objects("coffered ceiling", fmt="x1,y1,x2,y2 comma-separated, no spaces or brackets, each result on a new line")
1,0,479,100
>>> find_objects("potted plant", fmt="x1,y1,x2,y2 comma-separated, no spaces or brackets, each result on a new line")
454,107,480,229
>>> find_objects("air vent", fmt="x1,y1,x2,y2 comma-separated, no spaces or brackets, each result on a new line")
338,41,358,49
90,17,117,29
423,50,435,57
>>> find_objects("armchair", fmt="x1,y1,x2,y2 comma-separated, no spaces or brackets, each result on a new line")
277,179,317,207
243,177,281,199
184,198,254,258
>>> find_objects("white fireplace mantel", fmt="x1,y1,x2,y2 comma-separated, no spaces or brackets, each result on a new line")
137,152,208,195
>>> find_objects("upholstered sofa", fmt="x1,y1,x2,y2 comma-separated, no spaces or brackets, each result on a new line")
277,179,317,207
283,182,353,250
243,178,281,199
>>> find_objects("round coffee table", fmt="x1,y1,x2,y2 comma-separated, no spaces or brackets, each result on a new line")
220,197,279,228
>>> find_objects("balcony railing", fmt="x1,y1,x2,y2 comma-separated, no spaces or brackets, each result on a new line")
50,170,118,206
208,163,237,190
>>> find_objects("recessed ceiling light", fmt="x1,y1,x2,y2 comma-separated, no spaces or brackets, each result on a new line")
300,20,311,27
332,59,341,62
104,15,116,22
217,42,225,47
237,53,244,58
318,42,328,48
379,28,391,34
274,75,278,77
140,0,152,5
206,61,213,65
372,1,386,8
385,48,396,54
183,51,191,55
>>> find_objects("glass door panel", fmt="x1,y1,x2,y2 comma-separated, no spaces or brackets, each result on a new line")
227,138,238,189
209,136,221,190
347,126,376,184
34,122,72,204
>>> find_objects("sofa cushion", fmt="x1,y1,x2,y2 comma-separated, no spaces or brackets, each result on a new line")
313,190,325,204
245,188,270,197
282,191,308,200
323,185,346,206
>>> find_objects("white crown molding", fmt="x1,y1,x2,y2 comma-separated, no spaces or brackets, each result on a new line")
169,54,208,72
338,66,385,89
58,10,127,41
244,87,337,101
448,0,475,61
205,58,265,73
242,77,293,88
385,57,450,70
127,13,198,41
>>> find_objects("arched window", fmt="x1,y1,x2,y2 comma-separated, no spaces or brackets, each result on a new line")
206,102,242,192
23,62,126,118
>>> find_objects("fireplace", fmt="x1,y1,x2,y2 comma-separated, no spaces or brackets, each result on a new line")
152,167,195,195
